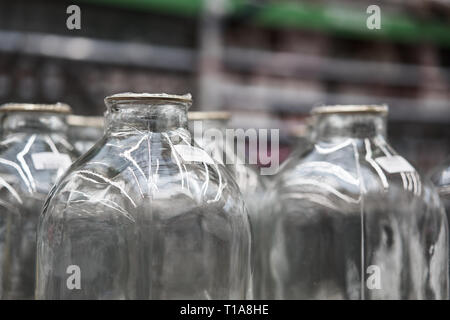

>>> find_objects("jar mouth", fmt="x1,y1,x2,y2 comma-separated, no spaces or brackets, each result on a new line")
311,105,388,115
67,115,104,128
0,103,72,114
104,92,192,108
188,111,231,121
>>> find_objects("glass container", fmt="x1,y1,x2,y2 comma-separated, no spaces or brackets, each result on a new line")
270,105,448,299
430,157,450,276
67,115,104,155
36,93,251,300
288,116,314,155
0,103,78,299
188,111,268,299
431,157,450,217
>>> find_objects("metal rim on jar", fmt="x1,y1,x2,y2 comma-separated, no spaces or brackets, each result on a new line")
311,105,388,115
0,103,72,114
105,92,193,106
188,111,231,121
67,115,104,128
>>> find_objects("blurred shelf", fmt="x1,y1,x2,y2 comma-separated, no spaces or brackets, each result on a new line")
0,30,195,71
3,30,447,88
79,0,204,16
225,47,449,87
81,0,450,47
1,30,448,123
220,80,450,124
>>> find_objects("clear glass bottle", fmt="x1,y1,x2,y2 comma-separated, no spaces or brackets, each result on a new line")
271,105,448,299
36,93,251,300
188,111,268,299
288,117,314,154
0,103,78,299
286,117,315,167
430,157,450,217
67,115,104,155
430,157,450,278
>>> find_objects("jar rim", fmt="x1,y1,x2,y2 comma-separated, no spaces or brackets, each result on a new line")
311,105,388,115
67,115,104,128
0,103,72,114
105,92,192,106
188,111,231,121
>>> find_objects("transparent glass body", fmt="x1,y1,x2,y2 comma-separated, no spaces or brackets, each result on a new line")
188,114,268,299
67,116,104,155
288,117,314,157
0,107,78,299
430,157,450,277
271,106,448,299
431,157,450,218
36,94,251,300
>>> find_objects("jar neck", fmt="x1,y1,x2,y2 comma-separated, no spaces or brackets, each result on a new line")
314,112,387,141
105,102,189,134
189,118,231,149
1,112,68,135
190,119,228,132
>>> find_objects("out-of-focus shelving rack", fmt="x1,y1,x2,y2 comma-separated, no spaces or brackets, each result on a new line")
1,29,448,123
73,0,450,123
0,30,195,71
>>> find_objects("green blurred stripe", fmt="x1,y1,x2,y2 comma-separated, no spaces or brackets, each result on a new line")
78,0,450,46
78,0,204,16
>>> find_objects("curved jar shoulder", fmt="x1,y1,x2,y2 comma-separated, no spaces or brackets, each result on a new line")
277,137,429,205
48,134,243,212
0,132,77,201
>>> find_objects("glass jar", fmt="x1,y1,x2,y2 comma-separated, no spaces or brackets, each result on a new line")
430,157,450,217
286,117,315,169
188,111,268,299
430,157,450,277
36,93,251,300
288,117,314,155
67,115,104,155
270,105,448,299
0,103,78,299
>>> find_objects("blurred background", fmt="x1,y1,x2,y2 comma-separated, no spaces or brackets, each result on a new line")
0,0,449,173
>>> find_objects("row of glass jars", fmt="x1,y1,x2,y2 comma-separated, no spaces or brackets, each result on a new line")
0,93,448,300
